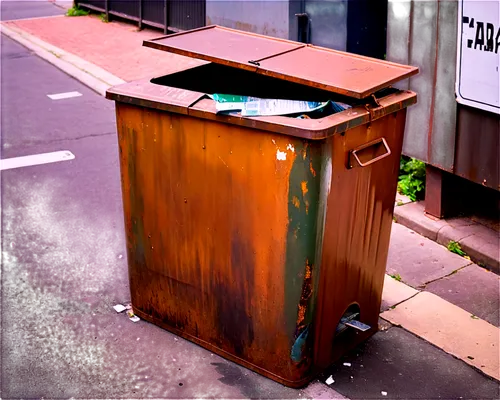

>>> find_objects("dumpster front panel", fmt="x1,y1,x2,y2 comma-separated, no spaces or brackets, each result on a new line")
115,103,326,385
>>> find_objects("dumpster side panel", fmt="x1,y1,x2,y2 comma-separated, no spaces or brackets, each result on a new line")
115,103,321,385
313,110,407,368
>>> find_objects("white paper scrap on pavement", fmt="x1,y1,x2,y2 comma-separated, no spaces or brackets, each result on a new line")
343,362,352,367
113,304,126,313
325,375,335,385
129,315,140,323
381,391,388,396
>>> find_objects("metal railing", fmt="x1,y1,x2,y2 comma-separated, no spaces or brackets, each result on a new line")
76,0,206,33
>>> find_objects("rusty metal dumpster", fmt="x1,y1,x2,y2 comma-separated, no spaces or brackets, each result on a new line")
106,25,418,388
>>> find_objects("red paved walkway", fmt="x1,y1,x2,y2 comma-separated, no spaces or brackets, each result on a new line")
3,14,204,81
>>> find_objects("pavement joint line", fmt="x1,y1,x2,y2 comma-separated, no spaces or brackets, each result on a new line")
4,131,117,149
384,289,421,310
0,22,125,97
0,150,75,171
418,263,474,287
381,274,420,311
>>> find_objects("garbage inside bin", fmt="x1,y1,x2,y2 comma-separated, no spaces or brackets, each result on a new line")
107,25,418,388
212,93,351,117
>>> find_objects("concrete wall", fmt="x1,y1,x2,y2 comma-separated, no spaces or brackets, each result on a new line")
206,0,291,39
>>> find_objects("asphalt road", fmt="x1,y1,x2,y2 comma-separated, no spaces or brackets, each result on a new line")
1,0,65,21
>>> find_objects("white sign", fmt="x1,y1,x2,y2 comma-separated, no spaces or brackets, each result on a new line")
456,0,500,114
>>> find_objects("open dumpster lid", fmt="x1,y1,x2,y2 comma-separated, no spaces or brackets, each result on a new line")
143,25,418,99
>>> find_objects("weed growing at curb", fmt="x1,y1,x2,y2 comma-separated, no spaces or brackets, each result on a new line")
447,240,467,257
398,156,426,201
390,273,402,282
99,13,109,23
67,6,89,17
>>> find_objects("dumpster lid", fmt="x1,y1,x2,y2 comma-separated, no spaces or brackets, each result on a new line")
143,25,418,99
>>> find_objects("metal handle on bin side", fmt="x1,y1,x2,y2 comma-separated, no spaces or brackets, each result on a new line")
348,138,391,169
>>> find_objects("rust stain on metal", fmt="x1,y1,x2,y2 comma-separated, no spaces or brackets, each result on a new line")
309,161,317,177
296,261,313,329
300,181,308,197
302,144,308,160
292,196,301,209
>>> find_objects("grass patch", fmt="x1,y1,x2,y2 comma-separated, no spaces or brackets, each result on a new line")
99,13,109,23
66,5,89,17
390,273,402,282
398,156,426,202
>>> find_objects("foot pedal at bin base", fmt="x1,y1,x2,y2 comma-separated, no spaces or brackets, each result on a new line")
345,320,371,332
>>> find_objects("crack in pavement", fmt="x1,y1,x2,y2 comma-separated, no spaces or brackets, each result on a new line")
2,131,116,149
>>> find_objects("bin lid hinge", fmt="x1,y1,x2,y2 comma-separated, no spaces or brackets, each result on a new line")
364,94,382,122
248,45,306,68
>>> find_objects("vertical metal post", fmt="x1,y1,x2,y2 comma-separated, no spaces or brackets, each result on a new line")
164,0,169,34
408,0,415,86
138,0,143,29
105,0,109,22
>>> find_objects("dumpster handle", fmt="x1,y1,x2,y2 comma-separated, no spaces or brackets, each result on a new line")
348,138,391,169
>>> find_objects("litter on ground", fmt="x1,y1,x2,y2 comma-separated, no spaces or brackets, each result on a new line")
113,304,126,313
325,375,335,385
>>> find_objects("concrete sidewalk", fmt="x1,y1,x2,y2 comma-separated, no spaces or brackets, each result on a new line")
1,11,499,399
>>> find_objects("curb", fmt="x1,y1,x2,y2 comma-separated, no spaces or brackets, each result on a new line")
380,274,500,382
394,201,499,273
0,22,125,96
381,290,500,382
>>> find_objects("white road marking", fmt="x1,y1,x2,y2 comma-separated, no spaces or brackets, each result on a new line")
47,91,82,100
0,151,75,171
